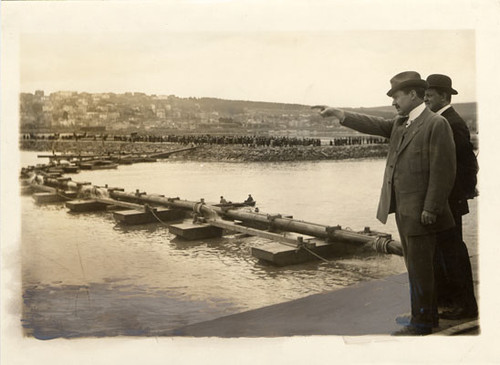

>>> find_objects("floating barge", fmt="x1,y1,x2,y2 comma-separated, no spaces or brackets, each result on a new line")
22,171,403,266
79,160,118,170
20,146,199,180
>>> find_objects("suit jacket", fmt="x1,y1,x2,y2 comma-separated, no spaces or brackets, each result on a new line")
342,107,456,236
441,106,476,216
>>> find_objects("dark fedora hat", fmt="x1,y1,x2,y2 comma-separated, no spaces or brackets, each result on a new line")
426,74,458,95
386,71,428,97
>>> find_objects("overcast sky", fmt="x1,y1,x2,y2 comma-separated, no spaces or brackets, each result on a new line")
20,30,476,107
4,1,478,107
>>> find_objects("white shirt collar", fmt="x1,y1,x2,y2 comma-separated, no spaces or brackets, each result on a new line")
408,102,426,122
436,104,452,115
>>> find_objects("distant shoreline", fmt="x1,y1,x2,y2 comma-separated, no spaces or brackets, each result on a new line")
19,140,389,162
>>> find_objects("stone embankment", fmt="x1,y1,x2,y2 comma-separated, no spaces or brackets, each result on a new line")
20,140,389,162
182,144,389,162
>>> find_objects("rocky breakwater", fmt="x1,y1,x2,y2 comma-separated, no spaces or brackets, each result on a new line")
170,144,389,162
20,140,389,162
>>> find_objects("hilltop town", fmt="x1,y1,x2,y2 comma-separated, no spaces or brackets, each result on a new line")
20,90,477,137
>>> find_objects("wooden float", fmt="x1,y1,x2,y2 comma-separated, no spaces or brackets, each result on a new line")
33,192,77,204
65,200,109,212
113,207,185,225
169,222,224,240
79,160,118,170
62,165,80,173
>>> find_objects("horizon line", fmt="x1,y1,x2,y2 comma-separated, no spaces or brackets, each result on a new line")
19,89,478,109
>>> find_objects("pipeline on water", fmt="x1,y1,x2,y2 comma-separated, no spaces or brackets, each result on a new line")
23,170,403,259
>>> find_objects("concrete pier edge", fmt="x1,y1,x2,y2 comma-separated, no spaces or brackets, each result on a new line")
164,271,479,337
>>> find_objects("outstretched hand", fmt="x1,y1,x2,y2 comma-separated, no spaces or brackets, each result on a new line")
311,105,345,120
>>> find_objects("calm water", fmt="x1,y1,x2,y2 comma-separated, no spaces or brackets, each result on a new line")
20,151,478,338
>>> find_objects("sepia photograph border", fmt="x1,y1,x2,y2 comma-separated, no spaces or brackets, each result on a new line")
2,0,500,364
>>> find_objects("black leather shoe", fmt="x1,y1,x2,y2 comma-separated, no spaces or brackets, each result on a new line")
395,314,439,327
439,307,478,320
392,325,432,336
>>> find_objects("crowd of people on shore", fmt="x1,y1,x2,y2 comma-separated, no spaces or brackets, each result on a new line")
129,134,323,147
20,132,387,147
328,136,387,146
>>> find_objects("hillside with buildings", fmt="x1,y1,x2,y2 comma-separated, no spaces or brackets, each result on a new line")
20,91,477,136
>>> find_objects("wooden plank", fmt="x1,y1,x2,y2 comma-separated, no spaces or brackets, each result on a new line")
209,219,316,248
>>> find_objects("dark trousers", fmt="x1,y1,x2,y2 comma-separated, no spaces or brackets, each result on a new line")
396,216,438,328
434,210,478,312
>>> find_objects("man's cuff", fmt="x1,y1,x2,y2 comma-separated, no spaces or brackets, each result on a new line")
423,201,442,215
339,112,351,125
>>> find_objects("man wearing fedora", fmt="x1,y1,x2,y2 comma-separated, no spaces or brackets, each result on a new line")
316,71,456,335
424,74,479,320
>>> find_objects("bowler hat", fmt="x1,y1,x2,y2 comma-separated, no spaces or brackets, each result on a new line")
426,74,458,95
386,71,428,97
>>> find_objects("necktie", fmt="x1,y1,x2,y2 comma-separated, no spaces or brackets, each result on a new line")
398,116,409,125
396,117,409,151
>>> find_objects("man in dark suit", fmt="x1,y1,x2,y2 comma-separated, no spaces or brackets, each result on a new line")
317,71,457,335
424,74,478,320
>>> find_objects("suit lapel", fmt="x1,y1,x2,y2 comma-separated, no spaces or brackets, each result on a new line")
443,106,453,114
396,108,429,156
441,106,454,120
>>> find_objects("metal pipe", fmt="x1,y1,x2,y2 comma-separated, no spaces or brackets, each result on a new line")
30,174,403,256
108,190,402,256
